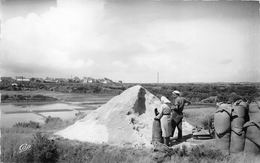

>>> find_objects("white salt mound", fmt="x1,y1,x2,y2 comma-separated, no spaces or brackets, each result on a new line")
55,85,193,146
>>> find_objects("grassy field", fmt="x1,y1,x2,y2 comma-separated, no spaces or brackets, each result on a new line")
2,115,260,163
2,129,260,163
184,106,216,128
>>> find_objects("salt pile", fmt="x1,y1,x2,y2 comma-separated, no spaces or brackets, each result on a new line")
55,85,193,147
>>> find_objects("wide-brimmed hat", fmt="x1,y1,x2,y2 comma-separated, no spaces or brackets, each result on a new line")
172,90,180,96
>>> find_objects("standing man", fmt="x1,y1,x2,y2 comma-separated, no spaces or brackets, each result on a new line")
171,90,191,141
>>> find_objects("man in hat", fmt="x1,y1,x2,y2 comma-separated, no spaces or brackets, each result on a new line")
171,90,191,141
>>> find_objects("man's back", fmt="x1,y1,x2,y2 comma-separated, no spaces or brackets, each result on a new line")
174,97,188,113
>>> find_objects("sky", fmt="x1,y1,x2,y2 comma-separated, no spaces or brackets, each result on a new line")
1,0,260,83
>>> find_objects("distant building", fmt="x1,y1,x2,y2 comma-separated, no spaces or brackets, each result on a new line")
16,76,30,82
11,83,18,86
104,78,113,83
98,78,113,84
1,77,15,83
73,76,81,83
10,82,21,90
55,78,68,83
44,77,56,83
33,78,44,83
83,77,96,83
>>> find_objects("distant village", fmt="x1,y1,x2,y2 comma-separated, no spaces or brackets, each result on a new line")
1,76,122,84
0,76,123,91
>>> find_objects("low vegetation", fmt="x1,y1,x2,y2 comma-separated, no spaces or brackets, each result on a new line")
184,107,216,129
13,121,40,129
2,130,259,163
142,83,260,103
1,83,259,103
1,94,58,103
1,132,59,163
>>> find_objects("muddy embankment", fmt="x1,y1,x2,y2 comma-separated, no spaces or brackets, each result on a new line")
1,93,58,103
1,90,116,103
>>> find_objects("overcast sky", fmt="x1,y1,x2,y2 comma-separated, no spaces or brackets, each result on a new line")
1,0,260,83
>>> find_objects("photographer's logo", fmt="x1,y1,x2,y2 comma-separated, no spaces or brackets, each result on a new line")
18,144,31,153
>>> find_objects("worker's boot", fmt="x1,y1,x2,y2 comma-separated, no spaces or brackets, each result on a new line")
164,137,170,146
177,130,182,141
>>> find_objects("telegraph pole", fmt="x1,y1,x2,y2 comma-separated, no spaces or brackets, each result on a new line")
157,72,159,83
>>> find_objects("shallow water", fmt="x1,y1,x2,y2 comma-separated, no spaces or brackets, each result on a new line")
40,110,93,120
1,103,95,128
1,113,46,128
1,103,86,113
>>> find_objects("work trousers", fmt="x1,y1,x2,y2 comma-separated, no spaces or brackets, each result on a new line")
172,117,183,139
171,110,183,139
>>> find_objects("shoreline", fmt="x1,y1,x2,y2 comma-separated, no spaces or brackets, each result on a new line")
0,100,64,105
0,101,106,107
2,108,96,114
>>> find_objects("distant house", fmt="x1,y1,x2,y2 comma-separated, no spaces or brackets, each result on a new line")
11,83,18,87
10,83,19,90
44,77,56,83
1,77,15,83
15,76,30,82
97,78,105,83
30,78,44,83
102,78,113,84
103,79,107,83
96,78,113,84
73,77,81,83
34,78,44,83
55,78,68,83
82,77,96,83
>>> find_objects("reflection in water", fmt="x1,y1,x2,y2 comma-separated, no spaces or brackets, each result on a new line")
1,103,95,128
1,113,46,128
2,103,86,113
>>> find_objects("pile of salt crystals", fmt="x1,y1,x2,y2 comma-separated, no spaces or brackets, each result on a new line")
55,85,193,147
